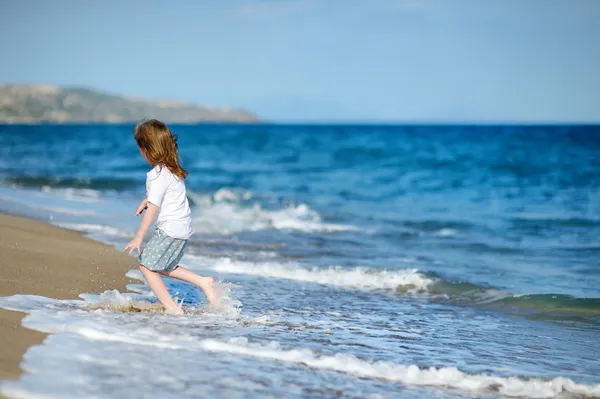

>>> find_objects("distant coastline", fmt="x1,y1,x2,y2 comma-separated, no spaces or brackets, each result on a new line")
0,85,259,123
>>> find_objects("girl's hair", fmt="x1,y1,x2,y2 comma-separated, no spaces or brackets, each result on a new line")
134,119,188,179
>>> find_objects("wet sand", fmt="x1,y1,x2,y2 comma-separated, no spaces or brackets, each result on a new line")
0,213,135,381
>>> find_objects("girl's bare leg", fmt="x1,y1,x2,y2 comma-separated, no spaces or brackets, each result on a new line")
160,266,218,305
139,265,182,314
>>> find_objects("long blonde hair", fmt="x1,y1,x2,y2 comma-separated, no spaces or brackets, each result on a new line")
134,119,188,179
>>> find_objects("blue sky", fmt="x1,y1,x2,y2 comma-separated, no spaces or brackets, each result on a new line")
1,0,599,122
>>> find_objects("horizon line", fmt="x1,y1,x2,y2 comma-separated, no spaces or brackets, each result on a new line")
1,121,599,127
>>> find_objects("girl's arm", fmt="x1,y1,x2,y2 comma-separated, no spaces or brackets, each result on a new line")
135,198,149,216
124,203,159,255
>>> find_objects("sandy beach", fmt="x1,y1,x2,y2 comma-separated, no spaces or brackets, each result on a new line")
0,213,135,381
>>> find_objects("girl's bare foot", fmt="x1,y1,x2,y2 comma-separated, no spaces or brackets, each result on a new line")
199,276,219,306
160,267,220,307
165,306,184,315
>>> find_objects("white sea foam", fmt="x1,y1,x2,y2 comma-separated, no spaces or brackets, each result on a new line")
40,186,102,203
5,186,103,214
55,222,133,239
212,187,253,202
198,257,433,292
81,289,164,313
125,268,144,281
210,281,243,317
36,205,97,216
198,338,600,399
0,288,243,328
433,228,459,237
0,194,97,216
192,202,356,234
188,189,356,234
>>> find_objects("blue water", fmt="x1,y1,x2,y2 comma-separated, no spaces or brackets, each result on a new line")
0,124,599,398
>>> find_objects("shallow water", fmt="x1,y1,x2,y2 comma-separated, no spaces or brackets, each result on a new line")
0,124,599,398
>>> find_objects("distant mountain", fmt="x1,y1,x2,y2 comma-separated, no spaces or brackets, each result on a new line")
0,85,259,123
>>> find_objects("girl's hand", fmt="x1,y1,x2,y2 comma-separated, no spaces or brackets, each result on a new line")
135,198,149,216
123,235,143,256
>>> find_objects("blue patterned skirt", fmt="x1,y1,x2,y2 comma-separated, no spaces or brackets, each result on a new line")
138,229,187,272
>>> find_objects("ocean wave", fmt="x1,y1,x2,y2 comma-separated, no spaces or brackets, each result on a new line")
34,205,97,216
510,215,600,228
381,226,461,238
487,294,600,316
429,279,600,310
40,186,102,203
212,187,253,202
187,189,357,234
376,218,470,238
195,257,600,320
197,257,433,292
402,219,471,235
0,195,98,216
199,337,600,399
1,176,138,191
55,222,133,239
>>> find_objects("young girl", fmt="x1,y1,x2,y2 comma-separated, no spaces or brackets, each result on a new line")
124,119,217,314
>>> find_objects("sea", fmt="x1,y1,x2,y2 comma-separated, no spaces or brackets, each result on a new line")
0,124,599,399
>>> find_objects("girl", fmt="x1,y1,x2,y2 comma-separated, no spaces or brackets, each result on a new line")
124,119,217,314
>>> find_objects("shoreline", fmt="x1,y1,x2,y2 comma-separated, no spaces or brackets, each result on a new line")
0,213,135,383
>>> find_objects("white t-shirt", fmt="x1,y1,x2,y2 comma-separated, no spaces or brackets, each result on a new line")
146,165,193,239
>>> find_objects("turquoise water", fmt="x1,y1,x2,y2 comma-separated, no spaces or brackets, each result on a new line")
0,124,599,398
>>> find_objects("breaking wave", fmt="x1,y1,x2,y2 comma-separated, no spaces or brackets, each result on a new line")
188,188,357,234
195,257,600,322
200,257,433,292
200,337,600,399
